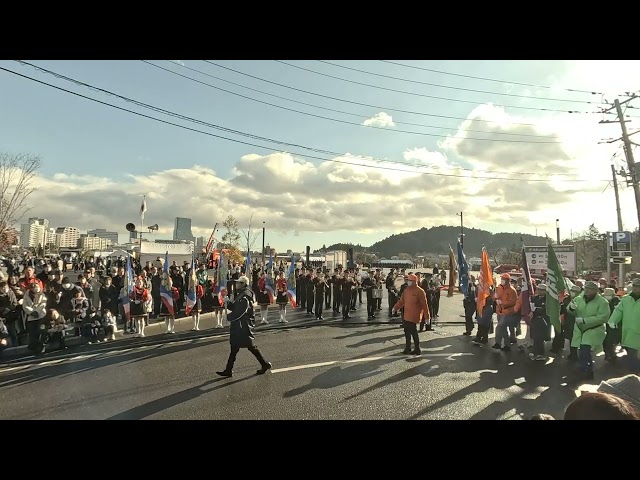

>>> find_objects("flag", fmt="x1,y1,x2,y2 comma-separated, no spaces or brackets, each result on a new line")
520,244,535,323
546,242,567,332
185,255,197,315
217,249,228,306
120,254,134,323
476,246,494,317
140,195,147,220
264,251,275,304
447,244,458,297
457,239,469,297
245,250,251,275
287,254,297,307
160,251,175,316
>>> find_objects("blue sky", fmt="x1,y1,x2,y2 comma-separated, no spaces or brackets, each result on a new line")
1,60,639,254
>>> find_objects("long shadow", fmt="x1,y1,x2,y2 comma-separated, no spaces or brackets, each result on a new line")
333,325,401,340
0,335,230,391
282,357,400,398
106,376,254,420
346,334,406,348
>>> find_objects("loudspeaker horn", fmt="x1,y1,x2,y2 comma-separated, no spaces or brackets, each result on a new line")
126,223,136,232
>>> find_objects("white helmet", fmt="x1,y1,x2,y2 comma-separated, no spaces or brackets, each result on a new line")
237,275,250,286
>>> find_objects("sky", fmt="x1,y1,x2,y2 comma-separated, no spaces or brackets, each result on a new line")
1,59,640,254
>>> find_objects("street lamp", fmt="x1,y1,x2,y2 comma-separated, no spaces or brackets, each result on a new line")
556,219,560,244
456,212,464,248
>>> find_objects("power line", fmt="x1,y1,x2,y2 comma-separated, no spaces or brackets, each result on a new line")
0,65,608,184
317,60,595,105
275,60,599,115
379,60,603,96
148,60,559,141
202,60,543,128
14,61,576,177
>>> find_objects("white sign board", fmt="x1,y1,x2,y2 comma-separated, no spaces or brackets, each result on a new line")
524,245,576,275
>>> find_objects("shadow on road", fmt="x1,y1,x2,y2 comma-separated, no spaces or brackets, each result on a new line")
282,357,402,398
0,336,229,391
105,376,254,420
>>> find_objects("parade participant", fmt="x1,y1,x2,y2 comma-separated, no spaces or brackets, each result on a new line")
257,272,270,325
567,280,610,379
23,282,47,353
602,287,621,362
189,274,204,331
608,278,640,373
529,284,550,361
463,275,477,336
361,270,375,319
209,278,224,329
332,269,342,314
297,269,306,310
216,275,272,378
419,273,432,331
314,270,328,320
160,272,176,334
305,268,315,315
392,274,430,355
276,271,289,323
324,269,332,310
130,276,150,338
473,287,494,346
341,272,354,320
494,273,518,351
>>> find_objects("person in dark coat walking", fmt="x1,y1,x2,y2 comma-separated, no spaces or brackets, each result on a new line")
216,275,272,378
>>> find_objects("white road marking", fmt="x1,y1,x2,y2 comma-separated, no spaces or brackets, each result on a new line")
0,365,31,373
271,353,472,374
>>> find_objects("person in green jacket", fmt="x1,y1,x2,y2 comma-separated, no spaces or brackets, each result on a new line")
567,281,610,380
608,278,640,373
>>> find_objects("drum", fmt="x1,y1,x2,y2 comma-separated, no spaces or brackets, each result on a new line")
394,275,405,290
372,288,383,299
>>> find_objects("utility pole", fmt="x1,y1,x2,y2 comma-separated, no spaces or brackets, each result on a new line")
457,211,464,248
611,164,625,287
556,219,560,244
600,95,640,230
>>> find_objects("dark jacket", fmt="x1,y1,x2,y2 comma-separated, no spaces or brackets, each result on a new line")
478,297,495,327
227,288,256,348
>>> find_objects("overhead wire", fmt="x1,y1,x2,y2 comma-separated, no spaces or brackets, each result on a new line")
274,60,600,115
379,60,603,95
0,65,609,184
202,60,544,127
148,60,560,141
317,60,596,104
14,61,578,177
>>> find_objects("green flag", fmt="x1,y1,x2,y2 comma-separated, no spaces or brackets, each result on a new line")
546,243,567,332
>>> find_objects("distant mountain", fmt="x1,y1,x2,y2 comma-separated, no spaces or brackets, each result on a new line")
324,226,547,258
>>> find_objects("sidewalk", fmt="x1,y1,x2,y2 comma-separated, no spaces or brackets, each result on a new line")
0,292,465,361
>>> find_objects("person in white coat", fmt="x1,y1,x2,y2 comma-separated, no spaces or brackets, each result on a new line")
22,282,47,353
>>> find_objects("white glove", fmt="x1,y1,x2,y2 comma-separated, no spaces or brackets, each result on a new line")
569,301,577,310
607,321,617,329
224,296,230,303
529,302,536,312
391,309,396,315
496,299,502,305
575,317,585,325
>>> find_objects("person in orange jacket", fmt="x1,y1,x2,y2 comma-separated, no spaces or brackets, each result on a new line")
392,274,430,355
494,273,519,351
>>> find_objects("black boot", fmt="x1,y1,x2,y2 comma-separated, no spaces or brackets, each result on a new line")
257,362,272,375
216,370,232,378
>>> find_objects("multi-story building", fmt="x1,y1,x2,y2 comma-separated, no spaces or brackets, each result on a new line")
55,226,80,249
173,217,195,243
87,228,119,245
20,217,49,248
196,236,205,247
79,235,112,251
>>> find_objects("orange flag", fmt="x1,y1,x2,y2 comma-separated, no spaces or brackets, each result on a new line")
476,247,494,317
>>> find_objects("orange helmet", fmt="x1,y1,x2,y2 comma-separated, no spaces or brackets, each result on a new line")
500,273,511,280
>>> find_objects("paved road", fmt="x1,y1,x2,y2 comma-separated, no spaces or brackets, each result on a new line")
0,309,630,419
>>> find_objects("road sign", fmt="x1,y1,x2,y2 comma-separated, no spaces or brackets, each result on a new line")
612,231,632,253
611,257,632,265
524,245,576,275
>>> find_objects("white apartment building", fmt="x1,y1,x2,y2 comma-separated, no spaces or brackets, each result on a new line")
20,217,49,248
55,226,80,249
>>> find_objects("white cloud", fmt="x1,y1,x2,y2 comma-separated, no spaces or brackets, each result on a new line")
363,112,395,128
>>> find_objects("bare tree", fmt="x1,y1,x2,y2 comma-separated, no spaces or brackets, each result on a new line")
0,153,42,252
240,213,261,257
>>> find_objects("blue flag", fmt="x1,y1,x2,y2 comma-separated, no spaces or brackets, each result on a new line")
457,238,469,296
